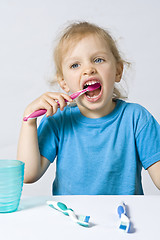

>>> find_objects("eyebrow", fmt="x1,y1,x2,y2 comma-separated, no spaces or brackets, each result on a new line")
91,51,109,56
64,51,109,63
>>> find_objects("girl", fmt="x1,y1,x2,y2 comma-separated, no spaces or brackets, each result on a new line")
17,21,160,195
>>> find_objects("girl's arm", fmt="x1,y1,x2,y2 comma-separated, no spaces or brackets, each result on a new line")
17,92,73,183
17,118,50,183
147,161,160,190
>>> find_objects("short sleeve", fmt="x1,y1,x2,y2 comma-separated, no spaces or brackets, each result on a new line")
136,114,160,170
37,116,59,163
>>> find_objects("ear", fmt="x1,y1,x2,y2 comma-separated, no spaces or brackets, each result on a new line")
115,62,123,83
58,76,70,93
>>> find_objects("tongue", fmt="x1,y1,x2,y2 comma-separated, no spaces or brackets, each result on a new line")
86,88,101,97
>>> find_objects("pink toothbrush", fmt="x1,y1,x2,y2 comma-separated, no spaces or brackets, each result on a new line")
23,82,100,121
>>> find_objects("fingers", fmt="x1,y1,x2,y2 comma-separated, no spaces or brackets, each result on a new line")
40,92,73,117
25,92,73,119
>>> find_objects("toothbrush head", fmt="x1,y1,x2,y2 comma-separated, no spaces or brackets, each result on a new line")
119,213,131,233
86,82,101,92
77,215,90,227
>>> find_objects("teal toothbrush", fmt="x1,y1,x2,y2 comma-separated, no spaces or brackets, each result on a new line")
47,201,90,227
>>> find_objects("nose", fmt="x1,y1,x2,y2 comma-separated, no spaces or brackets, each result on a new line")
83,64,96,76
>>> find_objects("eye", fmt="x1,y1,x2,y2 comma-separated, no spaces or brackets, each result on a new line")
70,63,80,69
94,58,104,63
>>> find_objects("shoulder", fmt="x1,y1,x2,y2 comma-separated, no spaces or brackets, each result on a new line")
118,99,152,122
117,99,155,136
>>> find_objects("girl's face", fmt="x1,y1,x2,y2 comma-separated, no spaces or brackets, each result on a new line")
61,34,123,118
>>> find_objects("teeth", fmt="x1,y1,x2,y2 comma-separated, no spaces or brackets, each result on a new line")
84,80,99,87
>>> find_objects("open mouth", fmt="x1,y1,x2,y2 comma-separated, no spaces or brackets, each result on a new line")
83,80,102,101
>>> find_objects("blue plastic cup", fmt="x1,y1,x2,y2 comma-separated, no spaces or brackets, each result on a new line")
0,160,25,213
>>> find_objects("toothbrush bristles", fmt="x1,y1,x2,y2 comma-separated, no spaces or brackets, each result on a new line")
79,215,90,223
84,216,90,223
119,224,127,230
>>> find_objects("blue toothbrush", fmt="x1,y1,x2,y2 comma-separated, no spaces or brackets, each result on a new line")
47,201,90,227
117,202,131,233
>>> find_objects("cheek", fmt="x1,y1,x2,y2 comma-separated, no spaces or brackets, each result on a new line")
65,80,78,93
102,70,117,91
103,65,117,81
63,72,80,91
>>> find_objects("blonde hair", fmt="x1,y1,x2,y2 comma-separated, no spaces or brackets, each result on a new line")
52,21,130,99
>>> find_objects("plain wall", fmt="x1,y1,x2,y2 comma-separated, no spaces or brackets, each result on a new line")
0,0,160,195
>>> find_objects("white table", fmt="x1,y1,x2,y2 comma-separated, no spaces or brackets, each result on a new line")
0,195,159,240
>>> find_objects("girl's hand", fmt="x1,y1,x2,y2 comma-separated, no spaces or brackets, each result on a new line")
24,92,73,118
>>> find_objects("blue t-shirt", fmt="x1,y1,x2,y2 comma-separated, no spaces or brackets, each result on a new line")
37,100,160,195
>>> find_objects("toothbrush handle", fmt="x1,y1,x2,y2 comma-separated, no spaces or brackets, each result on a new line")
23,109,47,121
69,89,87,100
117,202,125,217
23,89,87,121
